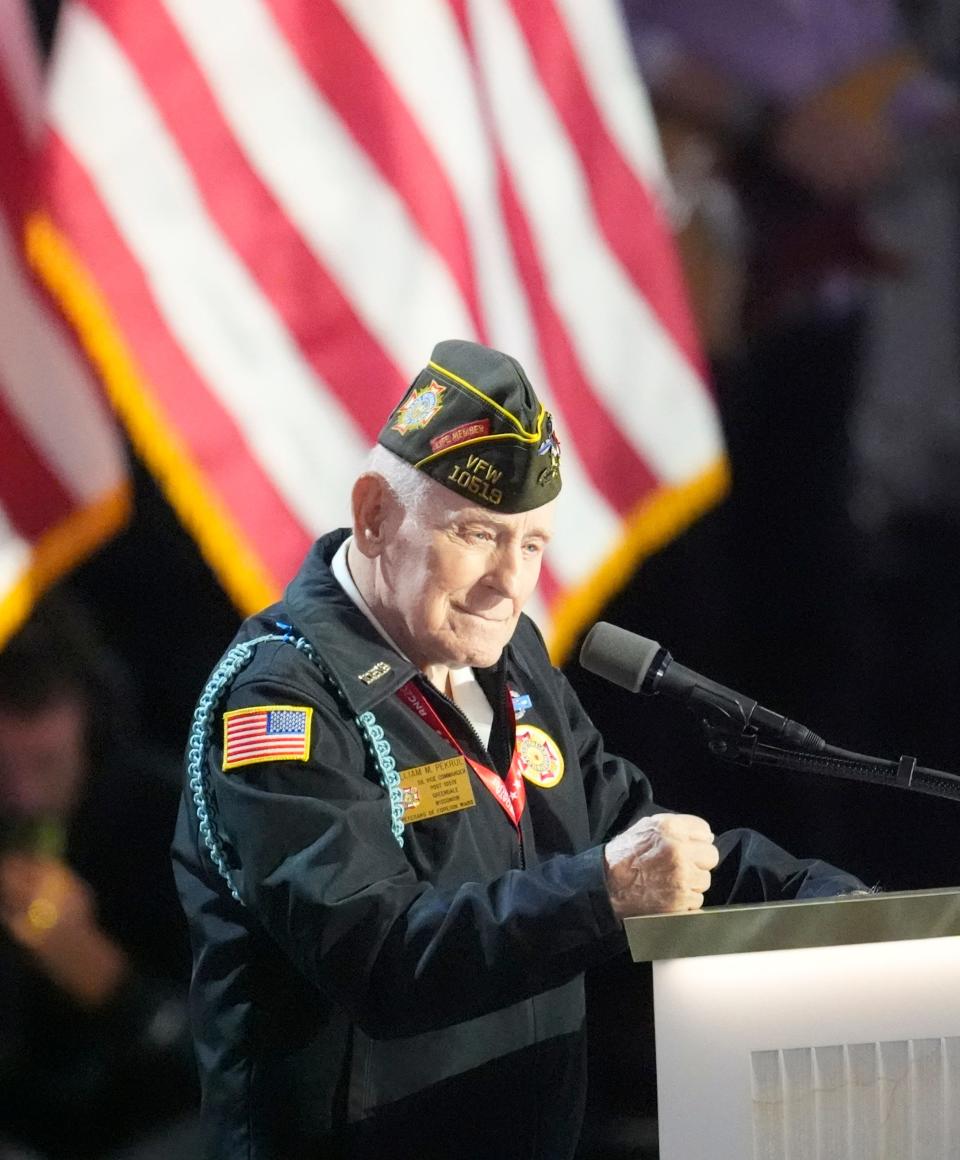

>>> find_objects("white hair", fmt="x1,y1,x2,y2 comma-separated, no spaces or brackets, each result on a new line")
361,443,440,519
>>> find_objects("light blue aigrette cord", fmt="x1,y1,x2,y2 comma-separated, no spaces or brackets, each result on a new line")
186,629,404,903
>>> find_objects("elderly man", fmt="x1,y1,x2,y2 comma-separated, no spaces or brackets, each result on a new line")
172,339,861,1160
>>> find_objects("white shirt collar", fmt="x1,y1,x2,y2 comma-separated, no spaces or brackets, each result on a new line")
330,536,493,746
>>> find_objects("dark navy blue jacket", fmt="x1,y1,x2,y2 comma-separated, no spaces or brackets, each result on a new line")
172,529,862,1160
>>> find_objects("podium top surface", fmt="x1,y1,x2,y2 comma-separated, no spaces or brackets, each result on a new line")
623,886,960,962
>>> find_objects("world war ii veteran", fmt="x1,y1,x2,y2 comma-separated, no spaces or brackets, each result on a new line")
172,339,862,1160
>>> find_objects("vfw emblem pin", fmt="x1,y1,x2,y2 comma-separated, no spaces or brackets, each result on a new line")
516,724,564,788
391,380,447,435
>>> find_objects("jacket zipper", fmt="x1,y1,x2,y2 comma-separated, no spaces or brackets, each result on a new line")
420,677,526,870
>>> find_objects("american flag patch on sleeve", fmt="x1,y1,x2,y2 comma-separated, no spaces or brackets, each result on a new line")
222,705,313,770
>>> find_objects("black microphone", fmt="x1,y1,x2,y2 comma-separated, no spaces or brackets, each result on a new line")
579,621,825,753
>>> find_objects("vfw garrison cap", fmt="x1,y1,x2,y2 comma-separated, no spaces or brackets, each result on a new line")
377,339,561,514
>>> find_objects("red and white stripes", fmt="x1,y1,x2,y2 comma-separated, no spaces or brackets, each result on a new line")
33,0,726,657
0,0,128,648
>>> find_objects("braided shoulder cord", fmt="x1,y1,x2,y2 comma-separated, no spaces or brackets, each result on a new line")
290,635,406,847
186,631,404,903
356,712,406,844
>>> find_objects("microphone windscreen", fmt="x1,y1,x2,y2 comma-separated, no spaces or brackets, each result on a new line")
579,622,662,693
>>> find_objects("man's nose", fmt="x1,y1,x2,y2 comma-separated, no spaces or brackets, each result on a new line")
486,543,524,597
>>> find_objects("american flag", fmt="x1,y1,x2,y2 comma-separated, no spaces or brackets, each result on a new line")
0,0,129,650
223,705,312,769
30,0,726,660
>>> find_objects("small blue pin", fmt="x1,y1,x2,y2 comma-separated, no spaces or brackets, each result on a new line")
510,690,533,719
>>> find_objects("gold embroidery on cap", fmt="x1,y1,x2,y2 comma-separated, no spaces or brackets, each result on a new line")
445,453,504,506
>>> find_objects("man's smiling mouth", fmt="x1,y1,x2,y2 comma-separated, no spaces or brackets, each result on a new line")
452,604,510,623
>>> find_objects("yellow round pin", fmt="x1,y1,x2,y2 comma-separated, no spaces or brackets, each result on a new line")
516,724,564,788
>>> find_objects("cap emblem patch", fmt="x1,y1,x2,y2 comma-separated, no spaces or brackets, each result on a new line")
391,379,447,435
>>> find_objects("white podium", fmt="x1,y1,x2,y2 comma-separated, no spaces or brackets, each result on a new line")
624,888,960,1160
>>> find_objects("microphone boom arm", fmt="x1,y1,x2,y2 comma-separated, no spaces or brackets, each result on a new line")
701,718,960,805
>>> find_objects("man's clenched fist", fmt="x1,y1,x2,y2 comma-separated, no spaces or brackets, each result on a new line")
603,813,719,919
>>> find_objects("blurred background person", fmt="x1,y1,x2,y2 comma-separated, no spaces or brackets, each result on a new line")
848,0,960,789
0,595,199,1159
621,0,960,744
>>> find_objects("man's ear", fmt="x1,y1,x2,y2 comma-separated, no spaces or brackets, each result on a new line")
351,473,393,558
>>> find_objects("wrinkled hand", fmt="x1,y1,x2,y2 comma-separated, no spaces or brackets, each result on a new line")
603,813,719,919
0,854,128,1007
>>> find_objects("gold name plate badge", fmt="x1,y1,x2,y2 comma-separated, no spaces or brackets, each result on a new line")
399,756,476,824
